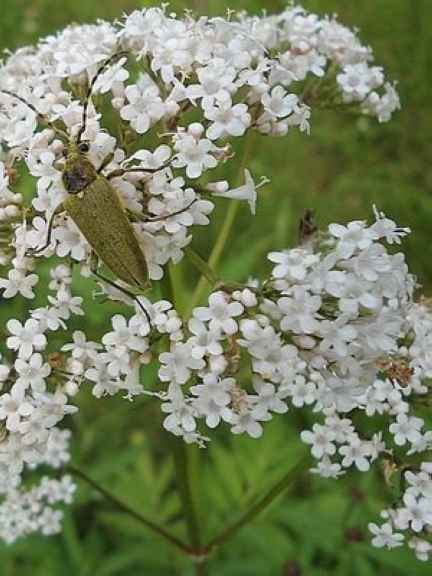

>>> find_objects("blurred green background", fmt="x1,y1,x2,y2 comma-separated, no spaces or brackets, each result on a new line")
0,1,431,575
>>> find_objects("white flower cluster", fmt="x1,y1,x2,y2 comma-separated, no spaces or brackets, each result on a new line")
152,211,432,561
0,475,75,543
0,4,398,281
0,2,420,561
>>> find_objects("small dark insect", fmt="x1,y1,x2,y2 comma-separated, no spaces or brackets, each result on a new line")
298,208,318,246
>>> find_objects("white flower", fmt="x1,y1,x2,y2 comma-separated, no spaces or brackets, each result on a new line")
194,291,244,335
278,287,321,334
128,144,171,170
0,269,38,299
368,523,404,549
26,150,61,192
251,377,289,419
261,86,298,118
268,248,319,281
48,264,72,291
0,387,34,432
61,331,101,362
6,318,47,359
85,356,121,398
102,314,148,354
397,493,432,533
187,318,223,358
31,306,66,331
101,347,131,378
190,375,233,428
53,219,88,261
339,437,371,471
371,205,410,244
93,57,129,93
328,221,374,258
205,98,251,140
389,414,424,446
351,244,391,282
39,508,63,535
325,271,379,315
311,456,344,479
363,82,401,123
120,84,165,134
15,353,51,393
301,424,336,459
159,343,205,384
232,288,258,308
211,169,269,215
186,62,236,109
318,318,357,357
48,289,84,319
285,375,316,407
162,384,197,433
405,470,432,499
229,409,265,439
408,537,432,562
337,63,383,101
172,132,218,179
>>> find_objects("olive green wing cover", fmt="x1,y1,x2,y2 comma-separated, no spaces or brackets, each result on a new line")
64,177,149,289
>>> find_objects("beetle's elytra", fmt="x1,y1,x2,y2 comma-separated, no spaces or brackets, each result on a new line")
63,143,149,291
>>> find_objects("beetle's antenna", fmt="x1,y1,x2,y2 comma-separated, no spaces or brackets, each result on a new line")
76,51,129,144
0,89,69,142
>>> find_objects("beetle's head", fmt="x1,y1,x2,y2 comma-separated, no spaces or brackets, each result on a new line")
62,139,97,194
63,139,91,161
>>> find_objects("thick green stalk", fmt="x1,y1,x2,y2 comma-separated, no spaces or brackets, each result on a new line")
161,266,207,573
169,438,207,574
68,465,192,555
185,247,219,286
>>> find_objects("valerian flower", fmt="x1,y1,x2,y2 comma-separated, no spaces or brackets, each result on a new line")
0,4,428,566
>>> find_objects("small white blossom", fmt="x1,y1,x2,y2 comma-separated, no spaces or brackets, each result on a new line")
369,523,404,549
211,169,269,215
120,84,165,134
6,318,47,359
194,291,244,335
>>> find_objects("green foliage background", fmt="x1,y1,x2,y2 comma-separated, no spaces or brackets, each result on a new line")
0,1,431,575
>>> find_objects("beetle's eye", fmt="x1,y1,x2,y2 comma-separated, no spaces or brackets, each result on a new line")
78,141,90,153
62,148,68,158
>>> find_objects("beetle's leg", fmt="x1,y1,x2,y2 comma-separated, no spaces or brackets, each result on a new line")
144,199,197,223
128,200,197,224
89,254,152,327
97,153,115,174
106,166,162,180
26,203,65,256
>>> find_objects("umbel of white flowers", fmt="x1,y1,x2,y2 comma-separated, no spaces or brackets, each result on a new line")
0,2,428,565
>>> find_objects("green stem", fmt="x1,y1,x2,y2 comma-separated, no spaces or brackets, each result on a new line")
160,265,176,304
205,453,311,552
185,247,219,286
161,265,207,573
187,132,257,315
169,438,207,573
68,465,192,555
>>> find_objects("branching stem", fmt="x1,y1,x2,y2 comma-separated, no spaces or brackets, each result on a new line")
205,453,311,552
67,465,193,555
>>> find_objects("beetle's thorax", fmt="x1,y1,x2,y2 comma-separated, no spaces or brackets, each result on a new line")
62,141,97,194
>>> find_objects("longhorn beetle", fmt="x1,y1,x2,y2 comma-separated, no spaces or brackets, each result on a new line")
1,53,191,324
